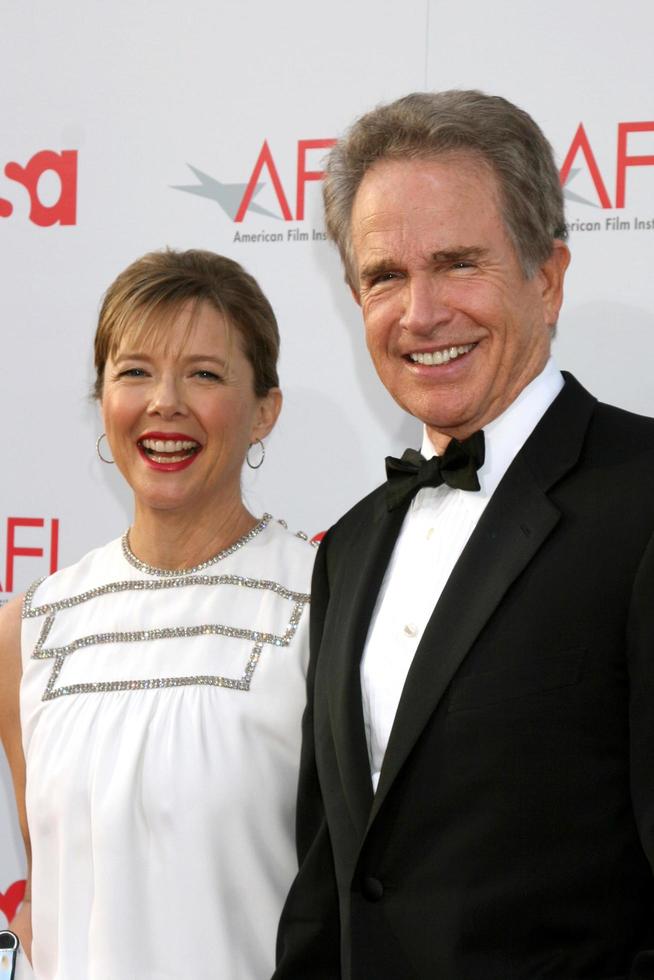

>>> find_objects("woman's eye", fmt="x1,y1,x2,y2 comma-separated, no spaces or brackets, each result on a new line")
194,370,222,381
118,367,147,378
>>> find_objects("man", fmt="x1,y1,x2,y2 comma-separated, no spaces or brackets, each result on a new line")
275,91,654,979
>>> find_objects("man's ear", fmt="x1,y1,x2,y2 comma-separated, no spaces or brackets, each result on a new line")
539,240,571,328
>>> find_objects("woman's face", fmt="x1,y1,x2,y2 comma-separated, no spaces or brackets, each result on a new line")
101,301,281,519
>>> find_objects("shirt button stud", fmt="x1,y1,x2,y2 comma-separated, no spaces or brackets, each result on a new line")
403,623,417,637
362,876,384,901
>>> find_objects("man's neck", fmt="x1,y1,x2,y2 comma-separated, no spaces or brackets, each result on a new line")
424,359,559,458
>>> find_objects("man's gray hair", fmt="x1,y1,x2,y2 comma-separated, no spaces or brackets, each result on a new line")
323,90,568,288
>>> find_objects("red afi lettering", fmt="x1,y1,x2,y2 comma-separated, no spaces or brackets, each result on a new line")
295,139,336,220
559,124,612,209
3,517,60,593
616,122,654,208
235,141,292,222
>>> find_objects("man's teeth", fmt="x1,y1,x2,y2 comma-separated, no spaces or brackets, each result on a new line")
141,439,198,453
410,344,474,365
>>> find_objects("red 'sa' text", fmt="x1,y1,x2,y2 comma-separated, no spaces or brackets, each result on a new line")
0,150,77,225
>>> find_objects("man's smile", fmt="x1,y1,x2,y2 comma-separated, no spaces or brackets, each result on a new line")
407,343,476,366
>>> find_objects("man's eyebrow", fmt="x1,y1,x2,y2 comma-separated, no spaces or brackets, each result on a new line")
359,247,489,283
431,247,488,263
358,258,398,283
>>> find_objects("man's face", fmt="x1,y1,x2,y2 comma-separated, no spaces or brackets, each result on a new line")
350,153,570,450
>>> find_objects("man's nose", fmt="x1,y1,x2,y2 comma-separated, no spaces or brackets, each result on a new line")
399,276,451,335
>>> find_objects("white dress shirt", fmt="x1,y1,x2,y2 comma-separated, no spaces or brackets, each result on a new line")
360,360,564,790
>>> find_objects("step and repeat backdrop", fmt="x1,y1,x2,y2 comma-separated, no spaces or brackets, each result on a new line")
1,0,653,923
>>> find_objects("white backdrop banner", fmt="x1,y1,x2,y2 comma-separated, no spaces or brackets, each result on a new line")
1,0,653,925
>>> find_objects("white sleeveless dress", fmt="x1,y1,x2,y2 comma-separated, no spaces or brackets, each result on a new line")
20,515,315,980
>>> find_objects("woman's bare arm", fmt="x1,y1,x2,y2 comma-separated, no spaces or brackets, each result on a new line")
0,595,32,959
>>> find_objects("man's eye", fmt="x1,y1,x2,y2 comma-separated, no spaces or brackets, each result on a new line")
370,271,398,286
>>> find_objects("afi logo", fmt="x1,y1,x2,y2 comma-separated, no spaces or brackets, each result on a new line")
0,150,77,225
561,121,654,208
0,880,26,926
1,518,60,594
174,139,336,222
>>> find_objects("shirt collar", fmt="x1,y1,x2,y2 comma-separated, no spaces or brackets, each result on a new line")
420,359,564,498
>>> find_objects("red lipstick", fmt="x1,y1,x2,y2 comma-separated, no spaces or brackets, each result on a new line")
136,431,202,472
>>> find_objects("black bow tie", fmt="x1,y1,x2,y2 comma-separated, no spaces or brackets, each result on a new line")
385,431,485,511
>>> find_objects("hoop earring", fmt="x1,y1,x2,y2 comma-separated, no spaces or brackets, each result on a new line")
96,433,115,464
246,438,265,469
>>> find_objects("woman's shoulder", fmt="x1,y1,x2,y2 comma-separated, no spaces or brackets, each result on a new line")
23,536,125,614
264,514,317,547
245,515,317,590
265,515,318,551
0,593,24,649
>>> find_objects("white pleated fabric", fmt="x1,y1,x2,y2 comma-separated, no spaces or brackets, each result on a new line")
20,515,314,980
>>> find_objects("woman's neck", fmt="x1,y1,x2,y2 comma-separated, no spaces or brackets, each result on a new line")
127,498,259,570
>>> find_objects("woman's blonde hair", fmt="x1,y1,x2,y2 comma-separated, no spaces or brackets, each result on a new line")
94,249,280,398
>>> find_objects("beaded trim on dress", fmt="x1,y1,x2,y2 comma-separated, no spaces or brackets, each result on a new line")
23,518,311,701
121,512,272,576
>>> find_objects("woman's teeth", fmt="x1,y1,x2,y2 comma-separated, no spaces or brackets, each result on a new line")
139,438,199,463
410,344,474,365
141,439,197,453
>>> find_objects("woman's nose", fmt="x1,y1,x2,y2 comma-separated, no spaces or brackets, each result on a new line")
147,375,187,418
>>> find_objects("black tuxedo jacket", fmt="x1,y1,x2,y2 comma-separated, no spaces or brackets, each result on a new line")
275,375,654,980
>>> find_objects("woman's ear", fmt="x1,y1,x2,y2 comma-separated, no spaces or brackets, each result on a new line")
251,387,283,442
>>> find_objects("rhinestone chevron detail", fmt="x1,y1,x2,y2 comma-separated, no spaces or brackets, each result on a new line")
24,541,310,702
37,641,267,701
23,574,310,619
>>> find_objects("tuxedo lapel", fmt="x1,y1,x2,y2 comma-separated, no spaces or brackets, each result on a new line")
369,457,560,824
368,373,597,826
326,494,409,838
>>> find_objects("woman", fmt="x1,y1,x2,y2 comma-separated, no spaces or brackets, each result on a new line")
0,249,316,979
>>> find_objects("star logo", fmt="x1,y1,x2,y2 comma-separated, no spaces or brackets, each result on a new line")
171,164,280,220
562,167,599,208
